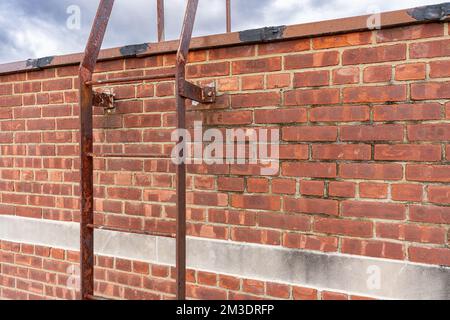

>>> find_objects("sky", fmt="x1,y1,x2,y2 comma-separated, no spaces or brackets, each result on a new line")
0,0,444,64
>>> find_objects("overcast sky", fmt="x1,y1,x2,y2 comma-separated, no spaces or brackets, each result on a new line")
0,0,443,64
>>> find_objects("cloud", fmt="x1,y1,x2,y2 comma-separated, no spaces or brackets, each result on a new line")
0,0,444,64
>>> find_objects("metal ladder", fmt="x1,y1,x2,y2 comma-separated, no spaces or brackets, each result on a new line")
78,0,216,300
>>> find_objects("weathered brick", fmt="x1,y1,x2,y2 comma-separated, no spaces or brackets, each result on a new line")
310,106,369,122
343,44,406,65
375,144,442,162
340,163,403,180
285,51,339,70
313,217,373,238
314,31,372,49
374,103,442,121
232,57,281,74
408,124,450,141
342,200,406,220
343,85,407,103
312,144,371,160
428,186,450,205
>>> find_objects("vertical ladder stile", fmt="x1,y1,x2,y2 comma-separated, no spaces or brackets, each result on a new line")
79,0,115,300
175,0,200,301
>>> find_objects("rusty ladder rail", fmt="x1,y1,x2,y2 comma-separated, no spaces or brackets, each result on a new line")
79,0,216,301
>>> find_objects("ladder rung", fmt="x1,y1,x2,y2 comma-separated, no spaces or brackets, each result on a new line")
85,294,112,301
88,224,176,239
86,72,176,86
88,153,172,159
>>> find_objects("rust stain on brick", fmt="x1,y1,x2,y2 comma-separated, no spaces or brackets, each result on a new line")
407,2,450,21
25,56,54,69
239,26,286,43
119,43,149,56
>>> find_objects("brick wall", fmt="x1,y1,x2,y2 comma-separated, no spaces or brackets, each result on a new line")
0,20,449,299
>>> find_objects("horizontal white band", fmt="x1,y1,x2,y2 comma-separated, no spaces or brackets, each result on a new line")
0,215,448,300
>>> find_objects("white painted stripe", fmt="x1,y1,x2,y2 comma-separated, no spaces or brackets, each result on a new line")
0,215,449,300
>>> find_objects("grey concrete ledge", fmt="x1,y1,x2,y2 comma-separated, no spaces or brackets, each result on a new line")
0,215,449,300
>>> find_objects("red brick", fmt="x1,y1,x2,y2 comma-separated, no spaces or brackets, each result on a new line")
293,70,329,87
300,180,325,196
428,186,450,205
255,108,306,124
242,279,265,295
209,45,255,60
266,282,290,299
231,227,280,245
408,124,450,141
312,144,371,160
314,217,373,238
410,39,450,58
406,165,450,182
258,212,311,231
218,275,240,291
343,85,407,103
343,44,406,65
429,60,450,78
375,144,442,162
187,285,227,300
259,39,310,55
359,183,388,199
267,73,291,89
204,111,253,125
376,223,446,244
247,178,269,193
282,162,337,178
313,31,372,49
284,198,338,216
217,77,239,91
322,291,348,300
409,247,450,266
411,82,450,100
272,179,296,195
374,103,442,121
341,124,403,142
285,51,339,70
217,177,244,192
332,67,359,85
376,24,444,42
342,201,406,220
282,126,337,142
187,62,229,78
392,184,423,202
0,96,22,107
363,65,392,83
231,195,281,211
232,57,281,74
311,105,369,123
342,238,404,260
42,79,72,91
395,63,426,80
293,287,318,300
285,88,339,106
279,145,309,160
197,271,217,286
340,163,403,180
410,205,450,224
328,181,356,198
283,234,338,253
231,92,280,108
242,75,264,90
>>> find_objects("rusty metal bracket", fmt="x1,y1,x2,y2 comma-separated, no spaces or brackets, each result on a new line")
179,80,216,104
92,91,115,112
